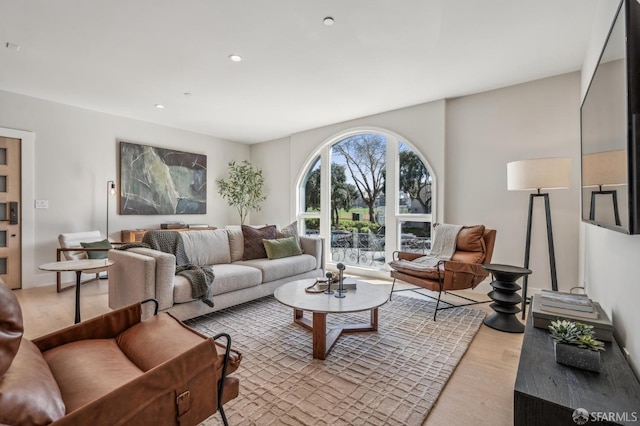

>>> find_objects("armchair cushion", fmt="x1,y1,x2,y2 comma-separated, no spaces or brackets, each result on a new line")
453,225,485,252
451,250,485,264
0,280,23,375
43,339,144,412
388,259,443,280
0,339,65,425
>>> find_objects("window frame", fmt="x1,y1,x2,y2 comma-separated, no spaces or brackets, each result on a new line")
295,127,436,278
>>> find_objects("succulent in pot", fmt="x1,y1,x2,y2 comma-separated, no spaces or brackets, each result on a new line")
549,319,605,372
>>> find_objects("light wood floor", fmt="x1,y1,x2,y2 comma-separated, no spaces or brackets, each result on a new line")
13,278,523,426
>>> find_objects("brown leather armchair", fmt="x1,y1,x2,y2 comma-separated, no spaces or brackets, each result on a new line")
389,225,496,320
0,280,241,426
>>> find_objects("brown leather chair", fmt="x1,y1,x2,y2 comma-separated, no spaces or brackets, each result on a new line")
389,225,497,320
0,280,241,426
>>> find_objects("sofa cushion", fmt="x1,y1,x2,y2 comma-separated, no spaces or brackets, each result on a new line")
227,228,244,262
181,229,231,265
43,339,143,413
174,264,262,302
456,225,485,252
237,254,317,282
80,239,112,259
242,225,276,260
0,339,66,425
0,280,23,376
263,236,302,259
276,221,299,240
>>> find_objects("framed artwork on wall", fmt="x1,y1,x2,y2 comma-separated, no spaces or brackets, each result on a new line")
119,141,207,215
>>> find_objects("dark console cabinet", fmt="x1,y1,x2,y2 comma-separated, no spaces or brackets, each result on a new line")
514,311,640,425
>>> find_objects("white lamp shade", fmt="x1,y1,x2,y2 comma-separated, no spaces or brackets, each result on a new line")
507,157,571,191
582,150,627,187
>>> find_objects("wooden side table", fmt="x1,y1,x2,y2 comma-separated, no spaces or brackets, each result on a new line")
482,263,531,333
121,227,218,242
40,259,114,323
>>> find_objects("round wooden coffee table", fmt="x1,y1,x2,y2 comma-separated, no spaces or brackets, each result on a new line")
39,259,114,324
274,278,389,360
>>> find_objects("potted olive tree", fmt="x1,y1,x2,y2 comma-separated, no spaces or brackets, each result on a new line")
549,319,605,372
216,160,267,225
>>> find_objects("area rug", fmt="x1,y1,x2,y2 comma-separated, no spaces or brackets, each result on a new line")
186,294,485,426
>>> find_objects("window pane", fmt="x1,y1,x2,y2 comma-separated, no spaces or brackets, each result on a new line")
0,176,5,193
0,148,6,165
331,134,386,227
398,142,432,214
326,134,387,270
302,218,319,236
400,221,431,253
301,157,321,212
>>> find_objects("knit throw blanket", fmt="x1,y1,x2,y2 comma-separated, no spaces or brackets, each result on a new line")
411,224,463,268
135,231,214,307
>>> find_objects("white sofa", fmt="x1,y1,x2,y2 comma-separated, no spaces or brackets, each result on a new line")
108,228,324,320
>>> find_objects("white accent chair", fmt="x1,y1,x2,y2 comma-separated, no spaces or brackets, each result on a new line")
57,231,111,292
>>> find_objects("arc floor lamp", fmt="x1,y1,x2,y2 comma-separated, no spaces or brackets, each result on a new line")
507,157,571,318
106,180,116,240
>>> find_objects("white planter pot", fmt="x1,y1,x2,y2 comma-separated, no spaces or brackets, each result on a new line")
554,341,601,372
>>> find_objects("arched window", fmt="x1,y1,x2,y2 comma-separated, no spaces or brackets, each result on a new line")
296,129,435,277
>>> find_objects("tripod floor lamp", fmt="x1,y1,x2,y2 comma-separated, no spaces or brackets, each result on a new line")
582,150,626,226
507,157,571,318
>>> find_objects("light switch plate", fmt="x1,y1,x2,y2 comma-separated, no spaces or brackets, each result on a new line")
35,199,49,209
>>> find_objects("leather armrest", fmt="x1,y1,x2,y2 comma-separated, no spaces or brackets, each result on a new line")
33,303,142,353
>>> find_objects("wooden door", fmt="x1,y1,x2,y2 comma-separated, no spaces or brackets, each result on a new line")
0,137,21,289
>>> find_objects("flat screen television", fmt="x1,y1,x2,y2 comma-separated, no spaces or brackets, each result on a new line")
581,0,640,234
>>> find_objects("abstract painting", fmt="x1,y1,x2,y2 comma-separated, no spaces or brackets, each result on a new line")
119,141,207,215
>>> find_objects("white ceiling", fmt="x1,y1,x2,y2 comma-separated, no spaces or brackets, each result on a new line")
0,0,599,144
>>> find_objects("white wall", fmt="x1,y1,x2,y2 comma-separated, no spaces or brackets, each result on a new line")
0,90,249,287
446,72,582,294
249,136,291,227
252,101,447,228
581,0,639,374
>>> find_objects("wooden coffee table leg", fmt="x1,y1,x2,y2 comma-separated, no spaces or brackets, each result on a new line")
312,312,327,359
295,308,380,360
371,308,378,330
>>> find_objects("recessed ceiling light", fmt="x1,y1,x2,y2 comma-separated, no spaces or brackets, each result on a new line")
155,104,165,109
323,17,334,26
229,54,242,62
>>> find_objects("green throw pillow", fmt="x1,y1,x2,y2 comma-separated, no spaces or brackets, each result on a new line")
262,236,302,260
80,239,112,259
